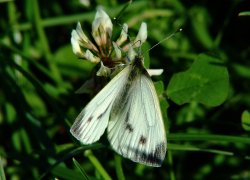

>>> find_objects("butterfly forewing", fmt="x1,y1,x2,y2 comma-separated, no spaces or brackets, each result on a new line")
107,55,166,167
70,66,130,144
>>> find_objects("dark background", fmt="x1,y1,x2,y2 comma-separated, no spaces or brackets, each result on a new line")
0,0,250,179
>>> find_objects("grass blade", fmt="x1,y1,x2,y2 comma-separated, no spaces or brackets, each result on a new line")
72,158,90,180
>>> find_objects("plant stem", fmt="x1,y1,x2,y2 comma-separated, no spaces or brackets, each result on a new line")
85,150,112,180
115,155,125,180
168,151,176,180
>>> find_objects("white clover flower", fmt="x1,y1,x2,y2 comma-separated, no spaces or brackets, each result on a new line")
71,7,162,77
71,7,118,69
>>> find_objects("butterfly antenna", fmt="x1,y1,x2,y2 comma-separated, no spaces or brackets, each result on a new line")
148,28,183,52
130,39,143,56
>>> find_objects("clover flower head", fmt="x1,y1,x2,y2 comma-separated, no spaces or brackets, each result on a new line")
71,7,151,77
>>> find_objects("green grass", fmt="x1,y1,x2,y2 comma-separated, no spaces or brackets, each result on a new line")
0,0,250,179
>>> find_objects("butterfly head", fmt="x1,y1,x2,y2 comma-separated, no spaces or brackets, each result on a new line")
133,54,144,67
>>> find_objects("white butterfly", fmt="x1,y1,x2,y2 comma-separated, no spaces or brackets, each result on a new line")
70,53,167,167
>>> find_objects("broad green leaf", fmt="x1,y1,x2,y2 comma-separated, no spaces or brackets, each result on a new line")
241,110,250,131
167,54,229,106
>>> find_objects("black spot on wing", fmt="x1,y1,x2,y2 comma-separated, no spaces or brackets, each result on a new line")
140,143,166,166
71,124,78,134
70,111,86,135
139,136,147,145
97,105,111,120
70,120,83,137
87,116,93,122
125,111,130,122
125,123,133,133
97,113,104,120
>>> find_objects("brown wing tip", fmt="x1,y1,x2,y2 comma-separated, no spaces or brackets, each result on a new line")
136,143,166,167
